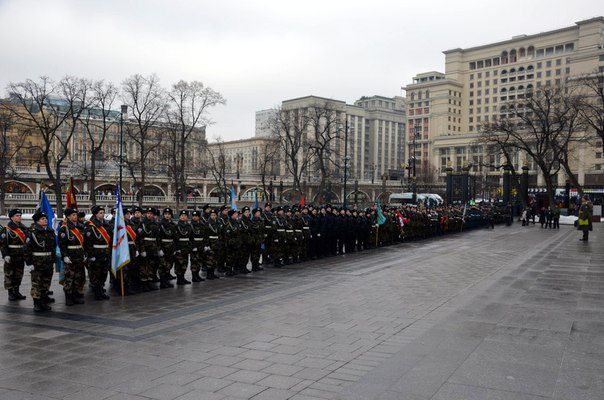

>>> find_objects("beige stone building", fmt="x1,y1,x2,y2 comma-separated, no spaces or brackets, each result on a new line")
403,17,604,189
206,136,280,177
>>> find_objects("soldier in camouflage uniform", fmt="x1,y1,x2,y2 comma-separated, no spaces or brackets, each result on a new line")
1,209,27,301
261,203,274,265
137,207,160,291
217,205,230,273
84,205,112,300
224,209,242,276
249,208,265,271
204,209,222,279
189,210,206,282
300,206,311,261
158,208,177,289
26,211,56,312
174,210,192,285
58,207,86,306
272,207,288,267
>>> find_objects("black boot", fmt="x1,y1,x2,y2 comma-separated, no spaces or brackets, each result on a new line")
8,289,18,301
191,271,204,282
206,269,219,280
159,278,174,289
13,287,26,300
169,273,177,280
72,293,85,304
41,293,55,303
147,281,158,291
33,299,47,312
65,292,74,306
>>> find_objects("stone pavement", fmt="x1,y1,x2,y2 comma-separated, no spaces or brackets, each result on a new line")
0,223,601,400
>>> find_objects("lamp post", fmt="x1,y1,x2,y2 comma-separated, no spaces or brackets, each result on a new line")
412,124,420,203
342,118,350,209
119,105,128,194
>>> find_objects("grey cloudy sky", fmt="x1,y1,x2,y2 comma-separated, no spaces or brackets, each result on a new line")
0,0,601,141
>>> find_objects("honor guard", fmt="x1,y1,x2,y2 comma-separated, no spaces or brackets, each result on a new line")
58,207,86,305
84,205,112,300
26,211,57,312
158,208,177,288
174,210,193,285
1,209,28,301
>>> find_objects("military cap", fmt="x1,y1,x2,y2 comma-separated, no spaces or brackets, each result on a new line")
110,207,117,214
202,204,211,211
210,208,218,215
8,209,22,218
220,205,229,212
64,207,78,217
264,202,272,208
90,205,105,215
192,210,201,217
275,206,283,212
283,206,291,213
133,206,143,213
242,206,250,213
227,209,238,217
252,208,261,215
179,210,188,216
124,207,132,214
77,211,86,218
32,211,47,222
145,207,154,214
163,207,173,215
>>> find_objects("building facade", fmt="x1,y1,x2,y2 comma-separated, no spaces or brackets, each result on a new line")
255,109,278,138
403,17,604,188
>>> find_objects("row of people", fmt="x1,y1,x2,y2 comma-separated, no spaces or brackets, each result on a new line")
1,202,504,311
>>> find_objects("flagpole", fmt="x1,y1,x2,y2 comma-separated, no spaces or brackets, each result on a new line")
120,269,125,297
375,225,379,247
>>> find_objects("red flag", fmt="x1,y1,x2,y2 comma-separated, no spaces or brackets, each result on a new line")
300,195,305,207
395,210,405,227
66,177,78,209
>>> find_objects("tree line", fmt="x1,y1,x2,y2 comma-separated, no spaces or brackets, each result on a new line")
0,74,225,215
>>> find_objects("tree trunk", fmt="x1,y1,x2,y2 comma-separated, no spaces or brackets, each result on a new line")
138,148,145,207
561,160,583,197
179,133,186,204
90,150,97,206
55,167,64,218
0,172,6,216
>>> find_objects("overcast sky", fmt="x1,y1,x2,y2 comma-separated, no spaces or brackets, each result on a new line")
0,0,601,141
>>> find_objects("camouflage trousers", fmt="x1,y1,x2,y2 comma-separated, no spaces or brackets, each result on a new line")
63,257,86,295
88,254,110,289
272,236,287,262
30,257,54,299
4,257,25,290
139,254,158,282
250,241,262,268
158,254,174,279
226,240,242,271
190,250,203,273
174,251,190,275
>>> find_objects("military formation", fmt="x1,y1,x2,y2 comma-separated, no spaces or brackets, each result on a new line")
1,202,506,312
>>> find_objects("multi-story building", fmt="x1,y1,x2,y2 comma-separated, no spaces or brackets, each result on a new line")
281,95,406,181
255,109,278,138
206,136,280,177
403,16,604,189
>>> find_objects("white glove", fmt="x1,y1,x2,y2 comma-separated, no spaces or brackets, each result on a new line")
89,257,96,262
175,250,181,254
158,250,164,257
317,234,321,237
192,248,198,252
3,256,10,263
135,250,139,257
140,251,147,257
203,246,211,252
63,256,72,264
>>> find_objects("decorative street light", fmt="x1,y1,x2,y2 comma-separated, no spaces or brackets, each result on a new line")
119,105,128,194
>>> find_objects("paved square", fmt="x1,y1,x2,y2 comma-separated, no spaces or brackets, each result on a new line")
0,223,602,399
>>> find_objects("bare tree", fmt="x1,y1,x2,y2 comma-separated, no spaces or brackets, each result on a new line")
6,76,91,216
204,137,229,204
306,102,341,200
121,74,167,206
165,80,224,205
257,139,279,199
575,71,604,154
79,80,118,205
270,107,311,200
0,104,30,214
481,86,574,205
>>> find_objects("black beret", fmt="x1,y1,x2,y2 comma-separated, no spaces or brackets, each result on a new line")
220,205,228,212
32,211,47,222
91,205,105,215
133,206,142,213
64,207,78,217
252,208,261,214
77,211,86,218
202,204,211,211
8,209,22,218
210,208,218,215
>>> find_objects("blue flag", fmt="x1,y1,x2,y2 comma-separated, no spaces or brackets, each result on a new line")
230,185,237,210
39,192,63,275
111,184,131,275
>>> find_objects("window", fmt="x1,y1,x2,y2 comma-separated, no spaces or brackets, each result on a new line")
596,152,602,159
546,70,551,77
470,74,474,80
537,72,542,78
566,67,570,74
546,60,552,67
556,69,561,76
556,59,561,66
537,62,542,68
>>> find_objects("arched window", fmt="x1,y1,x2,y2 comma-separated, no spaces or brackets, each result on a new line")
510,49,517,63
501,51,508,64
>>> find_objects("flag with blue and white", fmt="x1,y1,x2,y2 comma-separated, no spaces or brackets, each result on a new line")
39,192,63,275
111,184,130,276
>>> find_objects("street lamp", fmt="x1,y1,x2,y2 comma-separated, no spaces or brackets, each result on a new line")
341,118,350,209
412,125,421,203
119,105,128,194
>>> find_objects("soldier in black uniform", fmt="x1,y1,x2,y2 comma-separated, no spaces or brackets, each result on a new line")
249,208,264,271
26,211,57,312
58,207,86,305
217,205,230,273
174,210,192,285
239,206,252,273
261,203,274,265
309,207,320,259
126,206,142,293
1,209,28,301
84,205,112,300
300,206,311,261
224,209,242,276
158,208,176,288
190,210,206,282
272,207,288,267
137,207,160,291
